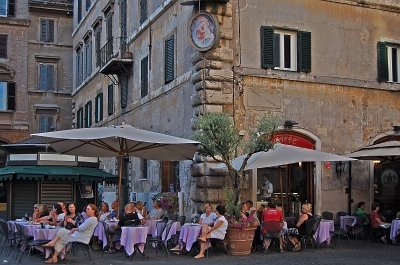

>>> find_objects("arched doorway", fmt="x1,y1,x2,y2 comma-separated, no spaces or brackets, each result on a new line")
255,130,317,216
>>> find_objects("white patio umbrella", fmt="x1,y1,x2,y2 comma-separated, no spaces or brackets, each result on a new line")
347,141,400,162
233,143,356,170
31,124,199,216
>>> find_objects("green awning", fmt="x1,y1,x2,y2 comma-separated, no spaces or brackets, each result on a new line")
0,165,117,182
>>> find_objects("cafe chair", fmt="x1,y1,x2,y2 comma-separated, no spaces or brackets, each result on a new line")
65,241,93,264
330,216,353,248
261,221,284,253
205,238,229,257
17,223,50,263
145,219,171,257
0,220,14,255
321,211,334,220
300,218,321,250
100,221,120,257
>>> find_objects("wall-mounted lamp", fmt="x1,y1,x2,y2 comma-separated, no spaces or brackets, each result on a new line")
284,120,299,130
298,161,302,167
335,161,346,179
373,160,381,165
393,125,400,134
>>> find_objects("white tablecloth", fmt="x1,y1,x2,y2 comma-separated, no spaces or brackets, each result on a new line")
178,224,202,252
34,227,62,259
340,216,357,229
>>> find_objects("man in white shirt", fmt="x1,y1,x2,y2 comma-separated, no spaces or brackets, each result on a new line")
262,174,273,202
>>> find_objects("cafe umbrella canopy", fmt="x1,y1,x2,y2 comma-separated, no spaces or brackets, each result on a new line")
31,124,199,216
347,141,400,161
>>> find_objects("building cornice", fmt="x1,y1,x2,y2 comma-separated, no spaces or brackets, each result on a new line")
0,18,30,27
322,0,400,13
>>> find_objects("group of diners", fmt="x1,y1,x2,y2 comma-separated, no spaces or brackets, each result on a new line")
24,199,167,263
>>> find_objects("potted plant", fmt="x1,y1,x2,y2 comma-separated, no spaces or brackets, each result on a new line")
152,192,178,216
194,112,281,255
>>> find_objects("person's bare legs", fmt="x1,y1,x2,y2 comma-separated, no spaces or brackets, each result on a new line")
43,236,60,247
198,224,211,242
44,249,59,263
195,232,211,258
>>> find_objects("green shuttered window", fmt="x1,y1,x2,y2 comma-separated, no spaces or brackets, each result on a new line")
261,26,311,73
165,36,175,84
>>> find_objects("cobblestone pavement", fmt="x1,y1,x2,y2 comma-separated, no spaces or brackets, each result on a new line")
0,240,398,265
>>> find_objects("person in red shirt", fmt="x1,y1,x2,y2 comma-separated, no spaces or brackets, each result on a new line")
262,203,284,253
370,202,390,244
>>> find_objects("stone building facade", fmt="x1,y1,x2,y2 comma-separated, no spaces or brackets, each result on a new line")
0,0,73,166
72,0,400,216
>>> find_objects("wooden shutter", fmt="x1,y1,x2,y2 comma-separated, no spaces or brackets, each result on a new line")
120,73,128,109
86,0,91,11
297,31,312,73
8,0,15,17
41,181,73,207
47,65,54,90
165,36,175,84
108,84,114,115
261,26,274,69
95,93,103,122
40,19,47,42
48,20,54,42
99,93,103,121
0,34,7,59
141,56,148,98
85,101,92,127
377,42,388,82
140,0,148,23
77,0,82,23
95,29,101,67
7,82,15,111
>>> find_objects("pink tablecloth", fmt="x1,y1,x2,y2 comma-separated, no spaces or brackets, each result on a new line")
314,220,334,245
120,226,148,256
390,219,400,241
93,221,118,249
178,224,202,252
34,227,61,259
144,219,162,236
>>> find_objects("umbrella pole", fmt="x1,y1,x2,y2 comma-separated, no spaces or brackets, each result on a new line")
280,167,284,212
117,155,123,219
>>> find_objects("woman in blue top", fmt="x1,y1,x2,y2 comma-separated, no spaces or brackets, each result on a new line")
199,203,217,225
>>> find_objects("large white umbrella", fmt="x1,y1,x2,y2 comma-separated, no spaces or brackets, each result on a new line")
233,143,356,170
31,124,199,215
347,141,400,161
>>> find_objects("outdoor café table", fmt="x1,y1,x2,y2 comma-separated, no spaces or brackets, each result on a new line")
340,216,357,229
157,222,181,241
120,226,148,256
34,227,62,259
314,219,334,245
144,219,162,236
177,223,202,252
390,219,400,242
93,220,118,249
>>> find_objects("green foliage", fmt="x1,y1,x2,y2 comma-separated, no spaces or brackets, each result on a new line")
193,112,282,205
225,189,241,219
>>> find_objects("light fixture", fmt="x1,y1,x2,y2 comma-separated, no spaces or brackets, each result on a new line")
298,161,302,167
373,160,381,165
284,120,299,130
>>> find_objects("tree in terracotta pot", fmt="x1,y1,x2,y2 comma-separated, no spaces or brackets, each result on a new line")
194,112,281,255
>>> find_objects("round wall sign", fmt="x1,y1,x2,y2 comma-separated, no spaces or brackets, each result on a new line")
188,12,219,51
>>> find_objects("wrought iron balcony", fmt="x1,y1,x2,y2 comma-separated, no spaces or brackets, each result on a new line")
99,37,133,75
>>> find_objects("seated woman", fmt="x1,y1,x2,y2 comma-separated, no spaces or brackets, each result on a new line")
148,201,164,220
99,202,111,221
370,202,390,244
42,204,99,264
288,202,313,251
195,205,228,259
355,201,369,226
136,201,148,220
261,202,284,253
33,204,49,223
38,204,63,226
63,202,84,230
198,203,217,225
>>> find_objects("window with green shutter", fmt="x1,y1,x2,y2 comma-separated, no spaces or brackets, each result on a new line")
0,35,7,59
86,0,91,11
84,101,92,128
141,56,148,98
140,0,148,24
95,93,103,123
38,115,54,133
40,19,55,43
120,73,128,109
77,107,84,128
95,28,101,67
84,37,92,78
39,63,55,91
165,35,175,84
377,41,400,83
76,47,83,87
108,84,114,116
77,0,82,23
261,26,311,73
0,82,15,111
0,0,14,17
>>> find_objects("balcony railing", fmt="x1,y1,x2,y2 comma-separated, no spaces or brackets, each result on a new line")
99,37,132,75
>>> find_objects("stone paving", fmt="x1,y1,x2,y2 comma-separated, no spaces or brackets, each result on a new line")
0,240,398,265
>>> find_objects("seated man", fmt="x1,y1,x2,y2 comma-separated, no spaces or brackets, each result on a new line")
262,202,284,253
108,203,144,252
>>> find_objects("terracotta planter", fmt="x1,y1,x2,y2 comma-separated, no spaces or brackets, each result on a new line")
225,226,257,256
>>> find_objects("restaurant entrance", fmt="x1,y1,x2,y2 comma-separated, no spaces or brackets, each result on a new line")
255,130,316,216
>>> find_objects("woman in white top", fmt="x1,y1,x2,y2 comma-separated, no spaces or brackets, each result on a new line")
199,203,217,225
195,205,228,259
43,204,99,264
136,201,148,219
